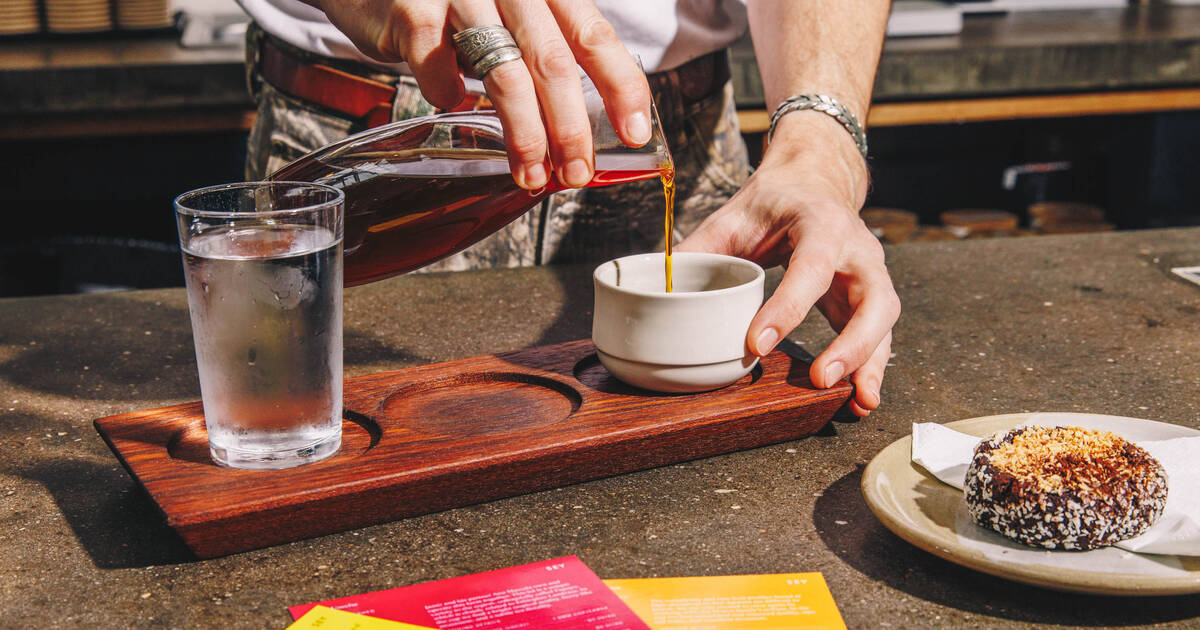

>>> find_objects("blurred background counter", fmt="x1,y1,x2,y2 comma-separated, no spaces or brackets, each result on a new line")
1,3,1199,295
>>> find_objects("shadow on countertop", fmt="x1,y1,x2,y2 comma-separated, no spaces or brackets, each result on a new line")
7,450,196,569
0,293,432,403
0,292,435,570
814,466,1200,625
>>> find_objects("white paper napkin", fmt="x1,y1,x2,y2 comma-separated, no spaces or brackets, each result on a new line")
912,417,1200,556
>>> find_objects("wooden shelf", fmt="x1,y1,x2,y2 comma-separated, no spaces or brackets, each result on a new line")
737,88,1200,134
7,88,1199,141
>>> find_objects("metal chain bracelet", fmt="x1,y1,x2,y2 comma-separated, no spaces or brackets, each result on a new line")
767,93,868,158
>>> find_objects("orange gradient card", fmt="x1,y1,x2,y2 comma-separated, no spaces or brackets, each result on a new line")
603,573,845,630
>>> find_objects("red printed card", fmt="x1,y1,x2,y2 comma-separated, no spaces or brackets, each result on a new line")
289,556,650,630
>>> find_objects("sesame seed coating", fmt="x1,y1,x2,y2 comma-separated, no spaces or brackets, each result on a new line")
964,426,1168,550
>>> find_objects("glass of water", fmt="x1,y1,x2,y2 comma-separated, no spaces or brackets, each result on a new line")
174,182,344,470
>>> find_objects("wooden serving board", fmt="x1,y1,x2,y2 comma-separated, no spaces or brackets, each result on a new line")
94,340,852,558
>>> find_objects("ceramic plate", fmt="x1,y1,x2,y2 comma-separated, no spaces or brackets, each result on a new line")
861,412,1200,595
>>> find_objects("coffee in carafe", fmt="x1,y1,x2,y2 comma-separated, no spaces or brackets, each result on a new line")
271,111,673,286
270,70,677,289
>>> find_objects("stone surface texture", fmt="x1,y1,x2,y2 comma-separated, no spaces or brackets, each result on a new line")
2,228,1200,627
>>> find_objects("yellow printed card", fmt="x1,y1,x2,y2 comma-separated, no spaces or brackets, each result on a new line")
286,605,436,630
603,573,846,630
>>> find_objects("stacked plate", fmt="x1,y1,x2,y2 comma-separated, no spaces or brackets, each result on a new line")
861,207,919,244
116,0,171,29
940,209,1020,239
1027,201,1114,234
0,0,40,36
44,0,113,33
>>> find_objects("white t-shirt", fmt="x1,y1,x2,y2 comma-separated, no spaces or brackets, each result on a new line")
236,0,748,73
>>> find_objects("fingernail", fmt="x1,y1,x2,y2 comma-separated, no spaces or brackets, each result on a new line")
563,159,591,188
824,361,845,386
524,163,547,189
858,378,880,409
753,327,779,356
627,111,652,145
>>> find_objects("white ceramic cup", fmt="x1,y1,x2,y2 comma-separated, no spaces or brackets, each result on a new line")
592,252,765,393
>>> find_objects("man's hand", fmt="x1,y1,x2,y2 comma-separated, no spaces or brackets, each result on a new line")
677,114,900,417
307,0,652,190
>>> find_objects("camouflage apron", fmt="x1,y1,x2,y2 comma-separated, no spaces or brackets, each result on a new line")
245,25,750,272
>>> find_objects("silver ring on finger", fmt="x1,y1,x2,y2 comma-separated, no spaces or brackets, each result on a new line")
452,25,522,79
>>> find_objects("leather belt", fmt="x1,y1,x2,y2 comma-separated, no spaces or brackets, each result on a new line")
259,37,395,128
259,37,494,128
661,48,732,106
258,34,729,129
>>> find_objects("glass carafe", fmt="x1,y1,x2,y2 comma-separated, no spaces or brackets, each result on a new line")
270,76,673,286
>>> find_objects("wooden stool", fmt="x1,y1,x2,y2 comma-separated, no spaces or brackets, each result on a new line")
1028,201,1112,234
861,207,919,243
940,209,1020,239
1036,221,1116,235
909,226,960,242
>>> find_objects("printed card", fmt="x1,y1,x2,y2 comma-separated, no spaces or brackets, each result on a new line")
603,573,846,630
1172,266,1200,287
287,606,436,630
290,556,651,630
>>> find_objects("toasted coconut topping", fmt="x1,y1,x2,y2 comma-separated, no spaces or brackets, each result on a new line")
965,425,1168,550
986,426,1155,495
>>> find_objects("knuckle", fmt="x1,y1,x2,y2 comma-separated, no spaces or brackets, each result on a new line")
883,293,902,323
863,239,888,264
552,125,591,151
780,300,813,325
375,38,404,62
797,255,837,287
842,337,875,365
483,61,527,96
575,16,620,54
772,287,818,325
532,46,579,79
847,231,888,270
608,78,651,113
387,10,442,61
859,228,884,252
400,6,443,36
508,132,548,163
858,358,884,381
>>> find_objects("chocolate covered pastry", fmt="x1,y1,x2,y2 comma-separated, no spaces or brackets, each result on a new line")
964,426,1168,550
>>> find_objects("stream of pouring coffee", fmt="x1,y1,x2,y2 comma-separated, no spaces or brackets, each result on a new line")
661,167,675,293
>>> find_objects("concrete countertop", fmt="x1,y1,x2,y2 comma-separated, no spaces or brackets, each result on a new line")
3,5,1200,116
3,228,1200,628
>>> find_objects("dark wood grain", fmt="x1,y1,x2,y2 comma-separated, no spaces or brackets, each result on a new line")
94,340,852,558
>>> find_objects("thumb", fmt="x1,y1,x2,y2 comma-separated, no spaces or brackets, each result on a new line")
745,231,837,357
